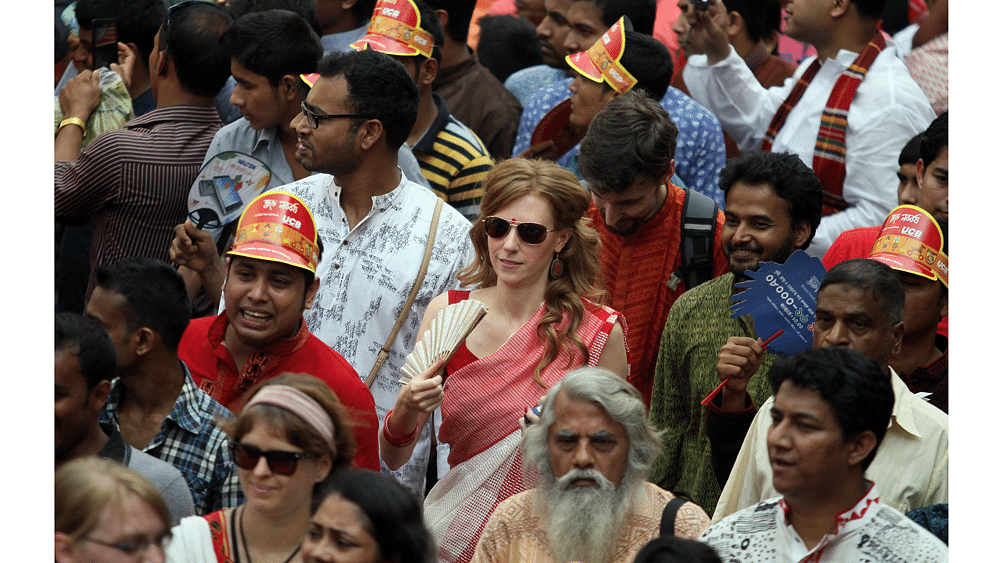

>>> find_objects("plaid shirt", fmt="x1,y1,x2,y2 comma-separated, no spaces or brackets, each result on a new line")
99,362,243,514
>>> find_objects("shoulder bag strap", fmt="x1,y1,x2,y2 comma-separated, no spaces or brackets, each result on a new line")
659,496,688,537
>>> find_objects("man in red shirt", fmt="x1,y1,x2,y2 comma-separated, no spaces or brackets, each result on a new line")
178,190,380,471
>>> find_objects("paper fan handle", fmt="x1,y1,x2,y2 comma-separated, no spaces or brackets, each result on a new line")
700,329,784,407
435,307,488,383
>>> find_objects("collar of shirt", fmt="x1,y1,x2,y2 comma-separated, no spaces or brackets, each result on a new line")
104,362,212,438
889,367,923,439
327,172,411,227
125,105,222,130
412,93,453,154
778,482,882,555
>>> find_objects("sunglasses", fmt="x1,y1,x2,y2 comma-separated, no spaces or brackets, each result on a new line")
230,443,317,476
83,530,173,555
163,0,213,52
300,102,367,129
483,216,555,245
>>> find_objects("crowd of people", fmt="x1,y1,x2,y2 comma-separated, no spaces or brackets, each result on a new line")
54,0,950,561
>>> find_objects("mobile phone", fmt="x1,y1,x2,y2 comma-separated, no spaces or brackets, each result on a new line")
92,18,118,70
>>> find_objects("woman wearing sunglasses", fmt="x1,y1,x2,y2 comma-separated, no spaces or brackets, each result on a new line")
168,373,356,563
381,158,628,563
302,468,434,563
56,457,173,563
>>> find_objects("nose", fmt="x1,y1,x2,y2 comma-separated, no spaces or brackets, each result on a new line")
569,76,580,94
307,537,334,563
142,543,167,563
732,221,753,243
537,19,551,38
563,32,577,54
821,320,850,348
571,441,594,469
229,85,243,108
252,453,273,477
292,110,309,136
672,18,687,35
602,204,623,228
501,226,521,250
767,420,792,450
898,180,920,206
247,277,268,302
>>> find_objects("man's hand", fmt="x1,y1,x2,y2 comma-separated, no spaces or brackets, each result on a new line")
402,356,448,413
59,69,102,123
686,0,732,65
519,140,558,161
170,220,220,273
715,336,764,410
110,42,137,92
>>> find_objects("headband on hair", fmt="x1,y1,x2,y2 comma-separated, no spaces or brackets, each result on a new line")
244,385,335,444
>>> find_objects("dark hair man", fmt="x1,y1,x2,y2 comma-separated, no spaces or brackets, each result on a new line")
176,191,381,472
315,0,379,51
422,0,525,160
578,90,727,406
511,1,727,207
473,367,710,563
702,347,947,561
682,0,935,256
671,0,795,159
711,259,948,523
177,48,473,498
84,259,241,515
55,1,232,303
351,0,493,220
647,151,823,516
56,312,196,525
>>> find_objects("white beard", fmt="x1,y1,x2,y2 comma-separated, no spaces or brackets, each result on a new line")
538,469,636,563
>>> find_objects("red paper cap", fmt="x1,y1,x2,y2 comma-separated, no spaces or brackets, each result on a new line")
350,0,435,59
228,191,320,273
565,17,637,94
868,205,948,288
300,73,319,88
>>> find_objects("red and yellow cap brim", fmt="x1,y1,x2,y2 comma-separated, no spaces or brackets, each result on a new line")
565,17,637,94
350,0,435,59
228,191,320,273
868,205,948,288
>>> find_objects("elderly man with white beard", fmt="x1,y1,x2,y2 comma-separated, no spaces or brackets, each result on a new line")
470,367,711,563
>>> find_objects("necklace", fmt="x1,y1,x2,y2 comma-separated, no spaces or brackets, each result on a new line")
238,505,303,563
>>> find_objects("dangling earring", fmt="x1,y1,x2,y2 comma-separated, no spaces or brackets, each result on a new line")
549,252,564,278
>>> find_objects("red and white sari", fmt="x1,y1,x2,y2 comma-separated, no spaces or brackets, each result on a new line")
424,291,627,563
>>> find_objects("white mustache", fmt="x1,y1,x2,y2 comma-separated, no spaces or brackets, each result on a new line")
555,468,614,490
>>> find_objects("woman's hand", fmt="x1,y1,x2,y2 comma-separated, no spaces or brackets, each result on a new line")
401,355,449,413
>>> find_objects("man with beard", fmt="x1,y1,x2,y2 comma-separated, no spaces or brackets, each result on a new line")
578,91,727,407
647,151,823,516
710,259,947,522
470,367,710,563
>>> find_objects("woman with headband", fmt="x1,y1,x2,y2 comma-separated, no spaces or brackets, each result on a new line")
167,373,355,563
381,158,628,563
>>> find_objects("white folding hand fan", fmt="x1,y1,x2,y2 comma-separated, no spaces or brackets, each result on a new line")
399,299,489,384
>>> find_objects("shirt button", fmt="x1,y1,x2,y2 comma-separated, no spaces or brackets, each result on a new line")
333,264,340,269
342,240,348,245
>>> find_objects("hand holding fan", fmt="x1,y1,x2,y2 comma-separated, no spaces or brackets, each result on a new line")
399,299,489,384
701,250,827,406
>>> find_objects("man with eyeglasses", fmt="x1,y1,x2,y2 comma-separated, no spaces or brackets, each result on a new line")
55,0,233,304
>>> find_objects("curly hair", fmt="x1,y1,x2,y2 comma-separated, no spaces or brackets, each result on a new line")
458,158,605,386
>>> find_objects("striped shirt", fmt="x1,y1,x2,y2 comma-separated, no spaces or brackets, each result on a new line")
411,94,494,221
99,364,244,515
55,105,222,299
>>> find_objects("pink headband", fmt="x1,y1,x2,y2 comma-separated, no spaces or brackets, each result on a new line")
244,385,335,444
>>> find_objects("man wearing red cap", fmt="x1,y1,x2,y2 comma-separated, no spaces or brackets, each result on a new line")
351,0,493,221
177,191,381,472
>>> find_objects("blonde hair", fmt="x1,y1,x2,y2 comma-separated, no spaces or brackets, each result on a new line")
459,158,605,385
55,458,170,542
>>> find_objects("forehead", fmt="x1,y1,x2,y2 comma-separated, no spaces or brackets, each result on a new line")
55,349,86,387
544,0,572,13
567,0,605,23
85,287,128,326
307,74,349,111
773,381,838,427
313,493,370,532
493,193,556,223
592,180,657,203
230,255,307,278
817,283,886,320
926,145,949,171
549,391,624,436
725,181,791,219
231,59,270,83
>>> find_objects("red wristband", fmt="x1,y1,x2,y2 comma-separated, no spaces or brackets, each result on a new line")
382,409,418,447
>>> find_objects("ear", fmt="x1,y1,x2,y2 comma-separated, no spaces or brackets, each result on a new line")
887,320,904,357
791,219,812,249
153,47,168,77
314,451,334,483
435,8,450,31
55,532,79,563
419,56,438,86
341,0,359,10
830,0,851,18
727,10,743,38
915,158,926,189
304,275,321,310
89,380,112,411
846,430,878,467
279,74,299,101
358,119,385,150
937,287,948,320
554,229,572,253
662,159,676,184
133,327,158,357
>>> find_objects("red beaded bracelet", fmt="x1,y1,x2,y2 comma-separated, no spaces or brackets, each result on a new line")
382,409,418,447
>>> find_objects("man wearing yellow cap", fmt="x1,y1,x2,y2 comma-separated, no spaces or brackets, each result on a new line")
351,0,493,221
177,191,381,472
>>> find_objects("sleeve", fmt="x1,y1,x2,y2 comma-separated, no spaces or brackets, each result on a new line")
344,381,382,472
161,472,197,526
469,512,506,563
646,304,692,491
712,406,770,522
445,149,493,222
705,394,757,492
822,229,859,269
511,102,536,156
166,516,215,563
682,47,798,153
923,435,948,508
54,129,125,222
674,109,726,209
215,441,245,511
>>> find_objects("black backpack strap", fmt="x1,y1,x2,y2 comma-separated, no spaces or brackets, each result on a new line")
659,496,688,537
674,188,719,290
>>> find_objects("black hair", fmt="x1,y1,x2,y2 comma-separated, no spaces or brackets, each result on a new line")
898,133,923,166
852,0,889,20
421,0,476,44
920,111,948,165
769,347,894,469
312,469,434,563
76,0,166,63
226,0,324,37
721,0,783,43
317,49,420,149
719,152,823,251
820,258,905,326
353,0,378,21
476,14,544,83
633,536,723,563
55,313,118,391
94,258,192,353
413,0,445,67
221,10,323,87
162,0,234,98
578,90,677,194
618,30,672,100
573,0,657,36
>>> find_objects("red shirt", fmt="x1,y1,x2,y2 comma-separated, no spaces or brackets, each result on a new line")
178,314,380,471
589,184,728,405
